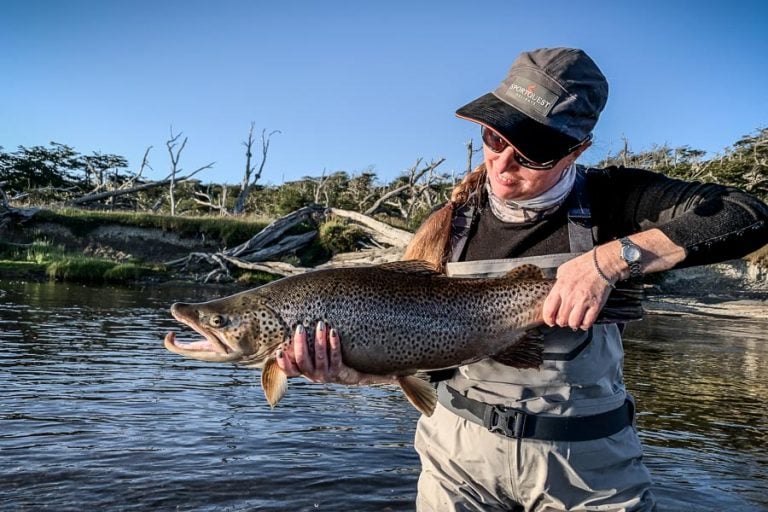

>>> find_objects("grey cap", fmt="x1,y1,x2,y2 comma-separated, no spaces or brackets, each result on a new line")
456,47,608,163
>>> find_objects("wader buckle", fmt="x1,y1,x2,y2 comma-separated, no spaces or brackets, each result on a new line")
483,405,527,438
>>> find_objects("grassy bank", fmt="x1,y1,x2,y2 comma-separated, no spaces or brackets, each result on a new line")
0,240,164,285
35,208,271,248
0,208,329,286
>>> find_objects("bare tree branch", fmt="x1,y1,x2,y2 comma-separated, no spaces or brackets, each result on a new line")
233,125,280,214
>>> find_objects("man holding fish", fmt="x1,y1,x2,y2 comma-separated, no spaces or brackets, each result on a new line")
166,48,768,511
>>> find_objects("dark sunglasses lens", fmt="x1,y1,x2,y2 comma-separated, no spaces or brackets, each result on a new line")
514,153,554,170
481,128,507,152
480,126,563,170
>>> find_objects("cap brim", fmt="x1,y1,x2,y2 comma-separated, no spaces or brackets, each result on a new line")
456,93,579,163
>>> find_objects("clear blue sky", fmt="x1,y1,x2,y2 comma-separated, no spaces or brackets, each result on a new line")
2,0,767,186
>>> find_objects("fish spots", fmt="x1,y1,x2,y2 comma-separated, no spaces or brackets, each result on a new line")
170,265,554,373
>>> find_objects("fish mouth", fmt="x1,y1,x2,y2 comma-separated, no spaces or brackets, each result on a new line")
164,332,242,362
165,304,243,363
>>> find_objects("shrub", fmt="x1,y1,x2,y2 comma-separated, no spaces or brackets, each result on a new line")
318,221,367,254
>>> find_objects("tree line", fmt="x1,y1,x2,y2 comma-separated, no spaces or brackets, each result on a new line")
2,126,766,230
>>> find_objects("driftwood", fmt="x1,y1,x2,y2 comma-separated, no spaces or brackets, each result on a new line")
226,204,324,259
329,208,413,248
64,176,185,207
234,231,318,263
165,205,413,281
217,255,312,277
316,247,404,268
216,246,404,279
0,181,40,229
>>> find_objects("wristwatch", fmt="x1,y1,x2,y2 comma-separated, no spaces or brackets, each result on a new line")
619,237,643,279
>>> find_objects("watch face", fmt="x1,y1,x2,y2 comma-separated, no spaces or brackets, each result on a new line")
622,245,642,262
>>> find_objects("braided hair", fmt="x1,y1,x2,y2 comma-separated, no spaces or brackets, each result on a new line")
403,164,487,272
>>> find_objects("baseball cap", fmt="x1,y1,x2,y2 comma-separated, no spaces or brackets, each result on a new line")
456,47,608,163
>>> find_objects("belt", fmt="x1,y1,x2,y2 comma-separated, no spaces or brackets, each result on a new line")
437,383,635,442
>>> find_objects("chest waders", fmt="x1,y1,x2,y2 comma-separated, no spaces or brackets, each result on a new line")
414,169,656,512
435,168,635,441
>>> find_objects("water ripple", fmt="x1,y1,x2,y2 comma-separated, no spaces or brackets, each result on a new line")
1,281,766,511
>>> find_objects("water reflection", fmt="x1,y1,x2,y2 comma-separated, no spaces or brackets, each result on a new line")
623,315,768,510
1,280,766,511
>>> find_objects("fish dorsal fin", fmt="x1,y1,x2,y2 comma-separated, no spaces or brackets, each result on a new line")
397,375,438,416
503,264,546,280
261,358,288,408
490,330,544,369
377,260,442,276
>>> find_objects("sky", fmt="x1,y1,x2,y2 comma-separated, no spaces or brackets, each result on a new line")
2,1,767,186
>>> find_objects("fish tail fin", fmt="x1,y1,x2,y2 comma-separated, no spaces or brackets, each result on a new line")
261,358,288,408
397,376,438,417
599,282,645,323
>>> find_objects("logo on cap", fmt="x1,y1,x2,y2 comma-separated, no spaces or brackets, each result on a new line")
505,76,559,118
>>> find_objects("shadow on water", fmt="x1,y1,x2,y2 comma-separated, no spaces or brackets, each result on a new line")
1,280,766,511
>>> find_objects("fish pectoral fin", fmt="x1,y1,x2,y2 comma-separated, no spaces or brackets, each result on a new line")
261,358,288,408
502,263,546,280
490,332,544,369
397,376,437,417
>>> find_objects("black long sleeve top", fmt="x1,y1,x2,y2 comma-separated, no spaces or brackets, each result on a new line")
461,166,768,268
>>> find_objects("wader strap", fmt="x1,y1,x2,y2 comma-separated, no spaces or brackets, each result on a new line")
437,382,635,442
447,167,596,268
566,167,596,253
449,203,475,263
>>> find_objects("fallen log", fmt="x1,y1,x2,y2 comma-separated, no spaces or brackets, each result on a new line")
233,231,318,263
226,204,324,258
328,208,413,248
217,255,311,277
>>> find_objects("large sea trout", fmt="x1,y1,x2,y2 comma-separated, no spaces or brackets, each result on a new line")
164,261,640,416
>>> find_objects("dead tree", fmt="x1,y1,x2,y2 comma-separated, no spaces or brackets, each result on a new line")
365,158,446,221
193,184,229,216
165,129,214,216
166,130,186,216
232,124,280,215
466,138,476,175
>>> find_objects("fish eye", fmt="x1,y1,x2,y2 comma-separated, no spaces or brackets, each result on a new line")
208,314,227,328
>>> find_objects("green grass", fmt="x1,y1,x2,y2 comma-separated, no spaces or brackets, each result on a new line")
0,240,68,264
0,241,159,285
45,257,160,284
34,208,272,247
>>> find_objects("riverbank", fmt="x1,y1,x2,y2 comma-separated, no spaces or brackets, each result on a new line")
2,208,765,318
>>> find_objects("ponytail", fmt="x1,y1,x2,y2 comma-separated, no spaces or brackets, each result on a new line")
403,164,487,272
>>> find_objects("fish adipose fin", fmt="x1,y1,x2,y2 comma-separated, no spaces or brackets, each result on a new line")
502,264,546,280
491,332,544,369
261,358,288,408
378,260,442,276
397,376,438,417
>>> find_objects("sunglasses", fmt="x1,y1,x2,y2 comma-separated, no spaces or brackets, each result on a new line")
480,126,592,171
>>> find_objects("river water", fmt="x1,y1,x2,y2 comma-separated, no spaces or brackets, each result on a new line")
0,280,766,511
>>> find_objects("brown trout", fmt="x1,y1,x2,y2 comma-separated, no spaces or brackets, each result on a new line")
164,261,639,416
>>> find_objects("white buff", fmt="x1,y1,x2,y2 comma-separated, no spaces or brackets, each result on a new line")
486,163,576,224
